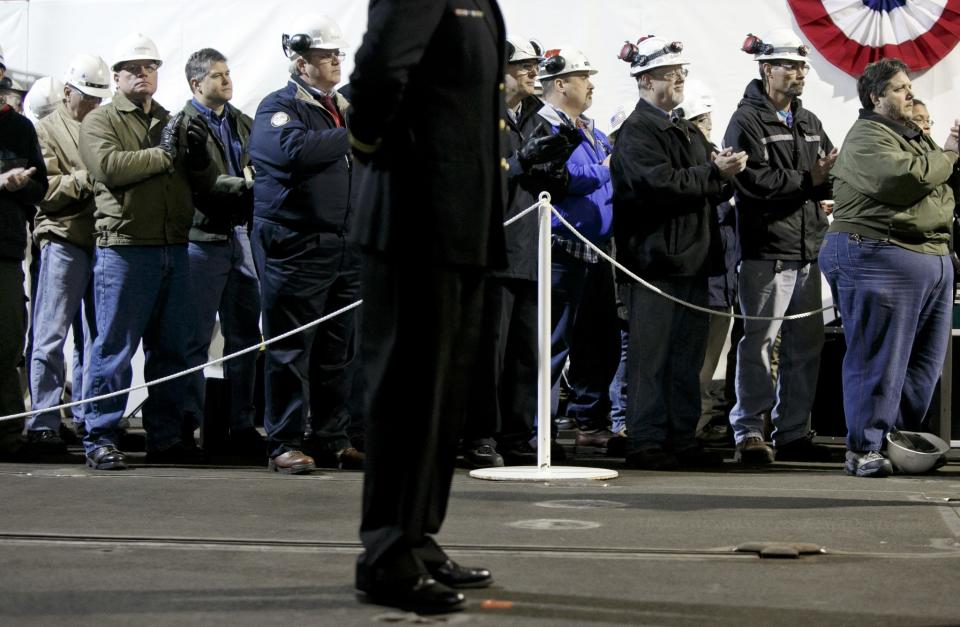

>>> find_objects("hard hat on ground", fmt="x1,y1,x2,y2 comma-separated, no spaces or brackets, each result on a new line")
537,46,598,80
619,35,690,76
282,15,348,58
24,76,64,122
885,429,950,474
742,29,810,63
64,53,112,99
112,33,162,71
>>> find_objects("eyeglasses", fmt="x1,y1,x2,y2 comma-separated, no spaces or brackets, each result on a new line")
511,61,538,73
652,67,689,81
117,62,159,76
911,115,934,127
772,61,810,73
307,50,346,63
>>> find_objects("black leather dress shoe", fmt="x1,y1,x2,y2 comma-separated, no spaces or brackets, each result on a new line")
86,445,128,470
427,559,493,589
356,573,465,614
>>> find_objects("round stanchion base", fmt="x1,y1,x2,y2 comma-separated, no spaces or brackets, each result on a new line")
469,465,619,482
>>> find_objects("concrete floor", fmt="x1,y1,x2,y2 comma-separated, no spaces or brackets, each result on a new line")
1,447,959,626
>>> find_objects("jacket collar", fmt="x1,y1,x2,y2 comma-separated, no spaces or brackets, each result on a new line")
858,108,922,140
52,102,81,145
634,98,676,131
740,79,803,122
288,76,349,113
110,90,168,119
537,102,594,134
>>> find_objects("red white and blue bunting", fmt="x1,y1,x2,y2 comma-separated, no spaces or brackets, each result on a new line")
788,0,960,75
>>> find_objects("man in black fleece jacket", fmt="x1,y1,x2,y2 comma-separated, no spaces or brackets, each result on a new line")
0,63,48,454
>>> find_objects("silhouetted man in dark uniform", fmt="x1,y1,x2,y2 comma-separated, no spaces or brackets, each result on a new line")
348,0,508,614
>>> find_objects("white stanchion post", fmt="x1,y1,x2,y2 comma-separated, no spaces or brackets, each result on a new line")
537,193,552,471
470,193,618,482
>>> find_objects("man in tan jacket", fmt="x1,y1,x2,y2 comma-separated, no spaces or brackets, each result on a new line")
27,53,111,457
78,33,215,470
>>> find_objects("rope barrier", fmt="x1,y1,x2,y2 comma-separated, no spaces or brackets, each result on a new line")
547,205,832,323
0,199,546,424
0,197,832,424
0,301,362,423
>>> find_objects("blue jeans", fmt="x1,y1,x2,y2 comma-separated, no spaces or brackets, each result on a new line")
819,232,952,452
729,260,824,445
251,220,359,457
82,245,192,454
184,229,261,431
625,277,709,451
608,327,628,434
549,247,589,391
28,240,95,432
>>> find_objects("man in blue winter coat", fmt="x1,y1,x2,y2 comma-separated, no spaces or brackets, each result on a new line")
535,46,620,450
248,15,362,475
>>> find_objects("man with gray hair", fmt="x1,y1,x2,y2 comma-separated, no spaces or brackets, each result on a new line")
611,35,746,470
180,48,264,459
27,53,111,456
248,16,362,474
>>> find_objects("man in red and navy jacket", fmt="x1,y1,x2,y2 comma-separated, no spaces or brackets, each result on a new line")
248,15,361,475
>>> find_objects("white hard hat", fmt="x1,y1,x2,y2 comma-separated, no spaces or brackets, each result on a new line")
675,79,714,120
24,76,64,122
885,430,950,474
619,36,690,76
507,36,543,63
64,53,112,99
537,46,598,80
0,43,5,70
609,102,633,136
742,29,810,63
112,33,162,71
282,15,348,58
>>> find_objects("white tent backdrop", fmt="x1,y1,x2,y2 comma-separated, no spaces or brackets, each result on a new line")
2,0,960,146
2,0,959,414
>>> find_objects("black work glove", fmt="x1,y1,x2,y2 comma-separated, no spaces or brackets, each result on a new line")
525,157,571,204
554,123,583,149
517,125,582,171
158,112,183,164
185,117,211,170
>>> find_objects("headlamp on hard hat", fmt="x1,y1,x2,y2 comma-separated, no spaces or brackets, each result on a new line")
741,33,809,58
282,33,314,58
619,37,683,69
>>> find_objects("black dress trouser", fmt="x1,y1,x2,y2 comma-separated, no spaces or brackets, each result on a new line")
358,252,486,577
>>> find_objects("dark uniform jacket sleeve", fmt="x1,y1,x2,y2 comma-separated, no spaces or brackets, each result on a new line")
347,0,447,148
